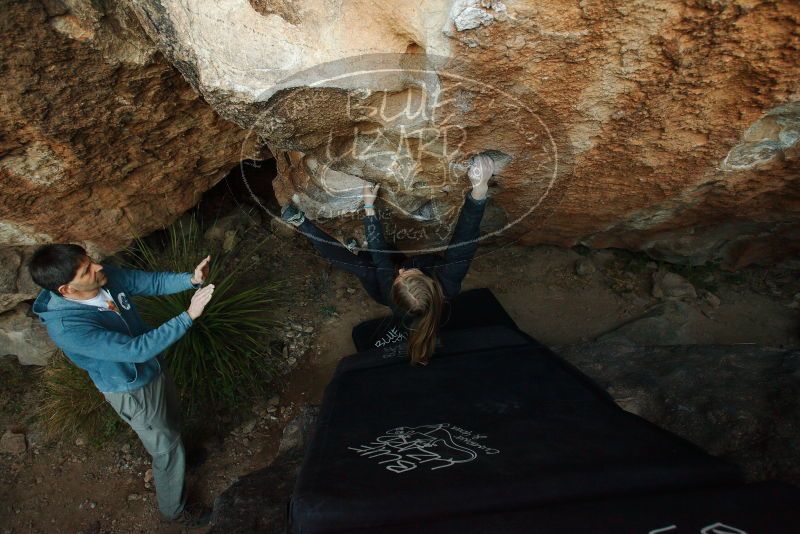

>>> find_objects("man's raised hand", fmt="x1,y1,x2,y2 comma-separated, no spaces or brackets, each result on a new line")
191,255,211,285
187,284,215,320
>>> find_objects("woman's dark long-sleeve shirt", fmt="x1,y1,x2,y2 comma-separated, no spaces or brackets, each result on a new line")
363,193,488,309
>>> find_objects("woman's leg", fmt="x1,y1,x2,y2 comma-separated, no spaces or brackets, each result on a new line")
358,266,391,306
297,219,373,278
297,219,390,304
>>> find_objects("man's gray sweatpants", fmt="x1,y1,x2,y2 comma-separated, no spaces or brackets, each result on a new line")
104,371,186,519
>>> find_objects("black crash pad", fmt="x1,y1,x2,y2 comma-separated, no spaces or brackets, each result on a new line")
346,481,800,533
290,321,745,533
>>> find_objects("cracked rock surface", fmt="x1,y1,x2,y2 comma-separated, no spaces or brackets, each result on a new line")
128,0,800,266
2,1,798,270
0,1,259,255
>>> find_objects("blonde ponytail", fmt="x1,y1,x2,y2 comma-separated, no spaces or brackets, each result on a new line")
391,271,445,365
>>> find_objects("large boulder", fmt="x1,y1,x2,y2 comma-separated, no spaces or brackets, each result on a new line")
0,1,261,256
558,343,800,483
128,0,800,267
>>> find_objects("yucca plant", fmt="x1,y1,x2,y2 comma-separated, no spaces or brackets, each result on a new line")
38,350,124,444
124,216,282,413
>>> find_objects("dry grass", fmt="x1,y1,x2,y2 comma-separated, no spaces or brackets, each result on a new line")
37,351,124,444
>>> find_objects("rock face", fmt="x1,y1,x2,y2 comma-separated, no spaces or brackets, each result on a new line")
129,0,800,267
0,303,56,366
597,300,704,346
559,343,800,484
0,1,260,256
0,247,40,314
210,406,319,533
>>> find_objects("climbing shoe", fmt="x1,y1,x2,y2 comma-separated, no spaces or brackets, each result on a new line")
344,238,359,255
280,203,306,227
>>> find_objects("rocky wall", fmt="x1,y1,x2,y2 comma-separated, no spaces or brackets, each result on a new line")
0,0,260,255
128,0,800,268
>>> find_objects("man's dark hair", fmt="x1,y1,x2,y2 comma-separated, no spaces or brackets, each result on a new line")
28,244,87,292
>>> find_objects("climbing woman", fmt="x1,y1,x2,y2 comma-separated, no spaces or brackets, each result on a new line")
280,154,495,364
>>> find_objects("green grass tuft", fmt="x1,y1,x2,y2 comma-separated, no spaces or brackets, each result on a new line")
124,216,283,414
37,351,124,444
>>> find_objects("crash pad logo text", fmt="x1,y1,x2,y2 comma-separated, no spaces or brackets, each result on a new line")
348,423,499,474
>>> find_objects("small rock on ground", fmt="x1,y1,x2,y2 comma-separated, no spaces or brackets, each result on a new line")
700,289,721,308
575,257,596,277
0,430,27,455
652,270,697,300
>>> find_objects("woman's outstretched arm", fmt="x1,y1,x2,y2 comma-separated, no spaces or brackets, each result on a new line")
362,183,397,305
438,156,494,298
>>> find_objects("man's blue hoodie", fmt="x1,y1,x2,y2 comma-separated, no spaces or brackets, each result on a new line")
32,265,197,393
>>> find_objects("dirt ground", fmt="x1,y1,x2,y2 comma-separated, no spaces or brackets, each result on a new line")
2,207,799,533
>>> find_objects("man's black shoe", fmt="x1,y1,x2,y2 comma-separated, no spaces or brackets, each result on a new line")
173,502,212,529
186,445,208,472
